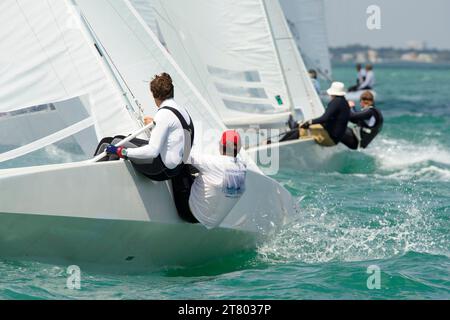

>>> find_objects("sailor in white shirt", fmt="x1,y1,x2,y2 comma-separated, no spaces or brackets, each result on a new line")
349,64,367,92
358,66,367,86
104,73,194,181
125,98,192,169
188,130,247,229
358,64,375,90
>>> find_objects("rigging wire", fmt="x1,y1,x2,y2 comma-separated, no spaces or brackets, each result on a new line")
78,3,146,126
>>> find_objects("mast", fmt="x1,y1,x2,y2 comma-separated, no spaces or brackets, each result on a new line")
72,0,146,129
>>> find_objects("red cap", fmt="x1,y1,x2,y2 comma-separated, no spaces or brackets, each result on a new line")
220,130,242,156
221,130,241,147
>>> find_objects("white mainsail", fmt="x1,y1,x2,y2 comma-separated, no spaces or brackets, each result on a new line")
0,0,140,165
136,0,324,126
279,0,332,81
128,0,167,48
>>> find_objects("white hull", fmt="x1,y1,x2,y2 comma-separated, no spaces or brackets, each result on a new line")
0,161,293,272
345,90,377,102
247,138,347,173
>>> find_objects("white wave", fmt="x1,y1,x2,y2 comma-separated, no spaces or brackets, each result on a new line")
365,138,450,170
258,197,449,264
350,165,450,182
384,165,450,182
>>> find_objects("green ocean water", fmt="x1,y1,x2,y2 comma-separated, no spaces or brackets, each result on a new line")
0,64,449,300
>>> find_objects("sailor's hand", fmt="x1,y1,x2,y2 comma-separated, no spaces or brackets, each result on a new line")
300,120,311,129
106,145,128,159
348,101,356,108
144,116,154,126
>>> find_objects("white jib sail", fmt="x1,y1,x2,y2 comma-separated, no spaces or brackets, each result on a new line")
279,0,332,81
147,0,293,128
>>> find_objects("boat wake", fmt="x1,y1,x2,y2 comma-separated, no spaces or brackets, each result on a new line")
364,138,450,181
258,194,449,264
260,138,450,265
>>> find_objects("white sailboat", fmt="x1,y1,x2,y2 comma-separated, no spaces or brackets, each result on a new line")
137,0,342,172
0,0,294,271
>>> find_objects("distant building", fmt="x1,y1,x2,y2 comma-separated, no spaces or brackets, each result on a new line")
401,52,435,63
355,52,366,63
330,45,449,64
406,40,427,51
417,53,435,63
341,53,355,62
367,49,380,63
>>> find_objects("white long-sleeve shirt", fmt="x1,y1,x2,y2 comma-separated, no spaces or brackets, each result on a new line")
188,153,247,229
358,69,367,85
126,99,192,169
358,70,375,89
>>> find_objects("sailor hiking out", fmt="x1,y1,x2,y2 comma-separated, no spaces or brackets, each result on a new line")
97,73,194,182
309,69,321,94
187,130,248,229
96,73,247,228
341,91,384,150
282,82,350,147
349,64,375,92
348,63,367,92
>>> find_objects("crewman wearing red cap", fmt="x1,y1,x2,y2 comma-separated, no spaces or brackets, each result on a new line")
187,130,247,229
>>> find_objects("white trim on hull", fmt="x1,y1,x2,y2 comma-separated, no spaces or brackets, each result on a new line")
0,160,293,271
247,138,347,173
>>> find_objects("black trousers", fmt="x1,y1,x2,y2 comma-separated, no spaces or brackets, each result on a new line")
348,85,372,92
94,137,199,223
94,136,182,182
340,128,359,150
171,165,199,224
280,129,300,142
348,85,358,92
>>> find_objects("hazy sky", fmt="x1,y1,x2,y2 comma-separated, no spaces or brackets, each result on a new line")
323,0,450,49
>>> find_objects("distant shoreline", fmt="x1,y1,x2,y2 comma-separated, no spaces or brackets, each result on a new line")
330,45,450,65
332,61,450,69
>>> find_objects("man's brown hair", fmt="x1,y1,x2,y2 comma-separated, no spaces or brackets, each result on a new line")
361,91,374,102
150,73,174,101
